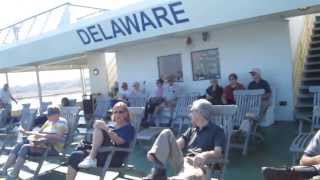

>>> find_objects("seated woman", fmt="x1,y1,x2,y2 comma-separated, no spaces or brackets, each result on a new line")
223,73,245,104
142,79,166,127
129,81,145,97
66,102,135,180
202,79,223,105
0,106,67,179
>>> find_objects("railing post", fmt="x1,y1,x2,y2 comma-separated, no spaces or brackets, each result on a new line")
35,66,43,107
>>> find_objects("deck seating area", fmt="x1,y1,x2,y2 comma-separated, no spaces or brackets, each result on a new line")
0,86,317,180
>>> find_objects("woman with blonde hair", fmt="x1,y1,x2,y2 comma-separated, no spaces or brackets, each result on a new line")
66,102,135,180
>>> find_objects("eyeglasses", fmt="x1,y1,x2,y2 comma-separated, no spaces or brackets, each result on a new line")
229,78,235,81
112,110,126,114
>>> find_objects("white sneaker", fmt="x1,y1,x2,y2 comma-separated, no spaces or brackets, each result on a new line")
78,157,97,168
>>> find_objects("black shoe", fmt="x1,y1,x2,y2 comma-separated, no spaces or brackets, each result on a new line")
142,167,167,180
262,166,306,180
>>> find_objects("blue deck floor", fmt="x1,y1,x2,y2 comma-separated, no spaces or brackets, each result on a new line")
0,122,299,180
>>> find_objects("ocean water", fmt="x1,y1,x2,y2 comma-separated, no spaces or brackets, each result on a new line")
12,92,83,111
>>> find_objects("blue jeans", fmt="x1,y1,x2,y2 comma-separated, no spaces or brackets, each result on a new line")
11,141,58,159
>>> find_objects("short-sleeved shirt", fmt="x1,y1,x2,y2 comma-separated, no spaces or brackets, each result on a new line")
108,123,135,163
0,89,12,104
163,84,178,101
181,122,225,156
223,83,245,105
248,79,271,94
304,130,320,156
41,118,68,152
109,123,135,148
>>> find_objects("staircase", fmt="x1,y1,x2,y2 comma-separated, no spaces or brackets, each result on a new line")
296,16,320,120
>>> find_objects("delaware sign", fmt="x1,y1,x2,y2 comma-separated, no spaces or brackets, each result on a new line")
76,1,190,45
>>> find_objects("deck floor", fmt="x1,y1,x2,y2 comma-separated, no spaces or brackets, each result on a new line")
0,122,298,180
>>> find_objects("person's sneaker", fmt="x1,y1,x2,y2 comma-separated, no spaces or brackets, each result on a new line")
78,157,97,168
142,167,167,180
5,171,17,180
0,169,7,177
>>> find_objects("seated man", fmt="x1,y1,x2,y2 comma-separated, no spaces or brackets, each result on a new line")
248,68,272,119
143,99,225,180
66,102,135,180
0,106,67,179
301,130,320,167
262,130,320,180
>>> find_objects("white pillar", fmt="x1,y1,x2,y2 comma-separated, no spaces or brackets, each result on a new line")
87,52,109,96
5,72,9,85
79,67,86,95
35,66,43,107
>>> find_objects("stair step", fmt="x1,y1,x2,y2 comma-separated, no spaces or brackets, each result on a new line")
305,61,320,66
304,69,320,73
311,40,320,45
308,54,320,58
310,47,320,51
295,113,312,120
302,77,320,81
312,34,320,38
296,103,313,108
298,94,313,98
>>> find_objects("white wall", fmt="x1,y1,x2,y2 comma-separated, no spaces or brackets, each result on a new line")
288,16,306,58
1,0,320,70
116,19,294,121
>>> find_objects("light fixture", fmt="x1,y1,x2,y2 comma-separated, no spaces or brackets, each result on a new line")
92,68,100,76
202,32,209,42
186,36,192,45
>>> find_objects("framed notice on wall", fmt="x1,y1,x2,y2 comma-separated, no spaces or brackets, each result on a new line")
158,54,183,82
191,48,221,81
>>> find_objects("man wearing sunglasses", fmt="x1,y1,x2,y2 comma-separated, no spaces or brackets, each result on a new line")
143,99,225,180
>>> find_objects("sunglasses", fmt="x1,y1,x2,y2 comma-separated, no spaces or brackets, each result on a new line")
112,110,126,114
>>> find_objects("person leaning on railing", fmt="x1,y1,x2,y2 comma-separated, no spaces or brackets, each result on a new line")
143,99,225,180
0,106,67,179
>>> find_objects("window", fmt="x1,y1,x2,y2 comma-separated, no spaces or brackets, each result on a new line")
191,48,221,81
157,54,183,82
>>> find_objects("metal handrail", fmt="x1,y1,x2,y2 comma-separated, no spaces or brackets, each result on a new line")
0,3,108,45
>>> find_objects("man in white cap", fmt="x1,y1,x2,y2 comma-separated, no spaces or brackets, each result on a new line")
248,68,272,118
142,99,225,180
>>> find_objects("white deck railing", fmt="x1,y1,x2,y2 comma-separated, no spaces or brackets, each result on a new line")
0,3,107,45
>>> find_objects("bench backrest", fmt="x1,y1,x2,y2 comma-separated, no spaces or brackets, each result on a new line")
94,96,111,119
60,106,80,147
233,89,265,127
122,107,144,165
39,102,52,115
128,96,148,107
175,94,199,117
309,86,320,129
210,105,237,163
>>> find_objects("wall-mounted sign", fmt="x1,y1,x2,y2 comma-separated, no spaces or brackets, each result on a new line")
191,48,221,81
158,54,183,82
76,1,190,45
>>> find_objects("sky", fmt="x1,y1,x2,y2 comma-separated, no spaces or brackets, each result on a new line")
0,0,143,86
